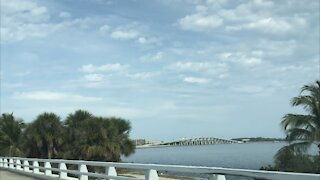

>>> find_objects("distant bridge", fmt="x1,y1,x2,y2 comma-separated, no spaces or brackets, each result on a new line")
162,137,242,146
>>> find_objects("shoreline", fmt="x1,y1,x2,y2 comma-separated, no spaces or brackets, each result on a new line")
120,172,202,180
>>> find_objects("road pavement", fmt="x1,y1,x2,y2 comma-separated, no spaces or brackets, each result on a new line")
0,170,38,180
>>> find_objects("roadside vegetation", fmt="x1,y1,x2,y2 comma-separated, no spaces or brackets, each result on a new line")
0,110,135,162
261,80,320,173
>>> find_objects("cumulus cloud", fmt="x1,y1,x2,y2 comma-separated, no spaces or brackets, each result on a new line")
127,72,158,79
59,11,72,19
166,61,229,80
230,85,266,94
220,52,263,67
226,17,298,33
80,64,128,73
183,77,209,84
13,91,102,102
108,23,162,47
84,74,104,82
178,0,308,34
256,39,297,57
179,13,223,31
140,52,164,62
110,29,139,39
137,36,162,46
79,64,158,81
168,61,228,74
0,0,54,42
271,64,316,74
1,0,105,42
1,23,62,42
99,24,110,35
2,0,49,22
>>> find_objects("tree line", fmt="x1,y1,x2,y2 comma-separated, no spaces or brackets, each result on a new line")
0,110,135,162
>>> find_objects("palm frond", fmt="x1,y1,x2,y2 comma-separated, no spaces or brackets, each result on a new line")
291,96,316,114
285,128,313,141
281,114,315,130
275,141,312,160
301,81,320,98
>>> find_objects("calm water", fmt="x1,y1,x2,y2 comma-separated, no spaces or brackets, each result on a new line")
123,142,318,170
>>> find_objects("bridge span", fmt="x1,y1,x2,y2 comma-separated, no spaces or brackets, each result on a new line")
161,137,242,146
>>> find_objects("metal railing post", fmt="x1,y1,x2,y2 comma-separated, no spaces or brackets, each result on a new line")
3,158,8,168
59,162,68,179
106,166,117,180
44,162,52,176
16,160,23,170
145,169,159,180
79,164,88,180
33,161,41,174
208,174,227,180
9,159,14,169
23,160,30,172
0,158,3,167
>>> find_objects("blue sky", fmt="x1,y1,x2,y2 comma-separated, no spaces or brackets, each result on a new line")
1,0,319,141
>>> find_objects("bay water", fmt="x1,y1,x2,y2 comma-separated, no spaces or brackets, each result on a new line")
123,142,318,169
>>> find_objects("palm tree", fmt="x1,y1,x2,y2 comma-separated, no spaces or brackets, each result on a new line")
280,80,320,154
23,112,65,159
65,109,92,128
63,110,93,159
0,113,24,156
79,117,135,161
63,110,135,161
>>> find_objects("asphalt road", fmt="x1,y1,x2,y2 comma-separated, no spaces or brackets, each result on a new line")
0,170,37,180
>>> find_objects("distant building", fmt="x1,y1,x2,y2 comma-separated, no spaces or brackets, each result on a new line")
133,139,147,146
133,139,162,146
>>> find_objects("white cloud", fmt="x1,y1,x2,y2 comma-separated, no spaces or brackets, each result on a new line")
252,0,274,7
140,52,164,62
226,17,293,33
0,0,55,42
99,24,110,35
84,74,104,82
1,23,62,42
59,11,72,19
13,91,102,102
168,61,228,73
221,1,307,34
271,64,315,74
179,13,223,31
79,64,158,80
229,85,275,96
230,85,265,94
221,52,263,67
183,77,209,84
1,0,105,43
110,29,139,39
127,72,158,79
137,36,162,46
167,61,229,79
256,39,297,57
2,0,49,23
80,64,128,73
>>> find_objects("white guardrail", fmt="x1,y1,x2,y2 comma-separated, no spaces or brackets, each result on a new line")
0,157,319,180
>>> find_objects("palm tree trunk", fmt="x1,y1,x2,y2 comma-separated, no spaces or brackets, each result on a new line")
48,148,52,159
48,141,53,159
